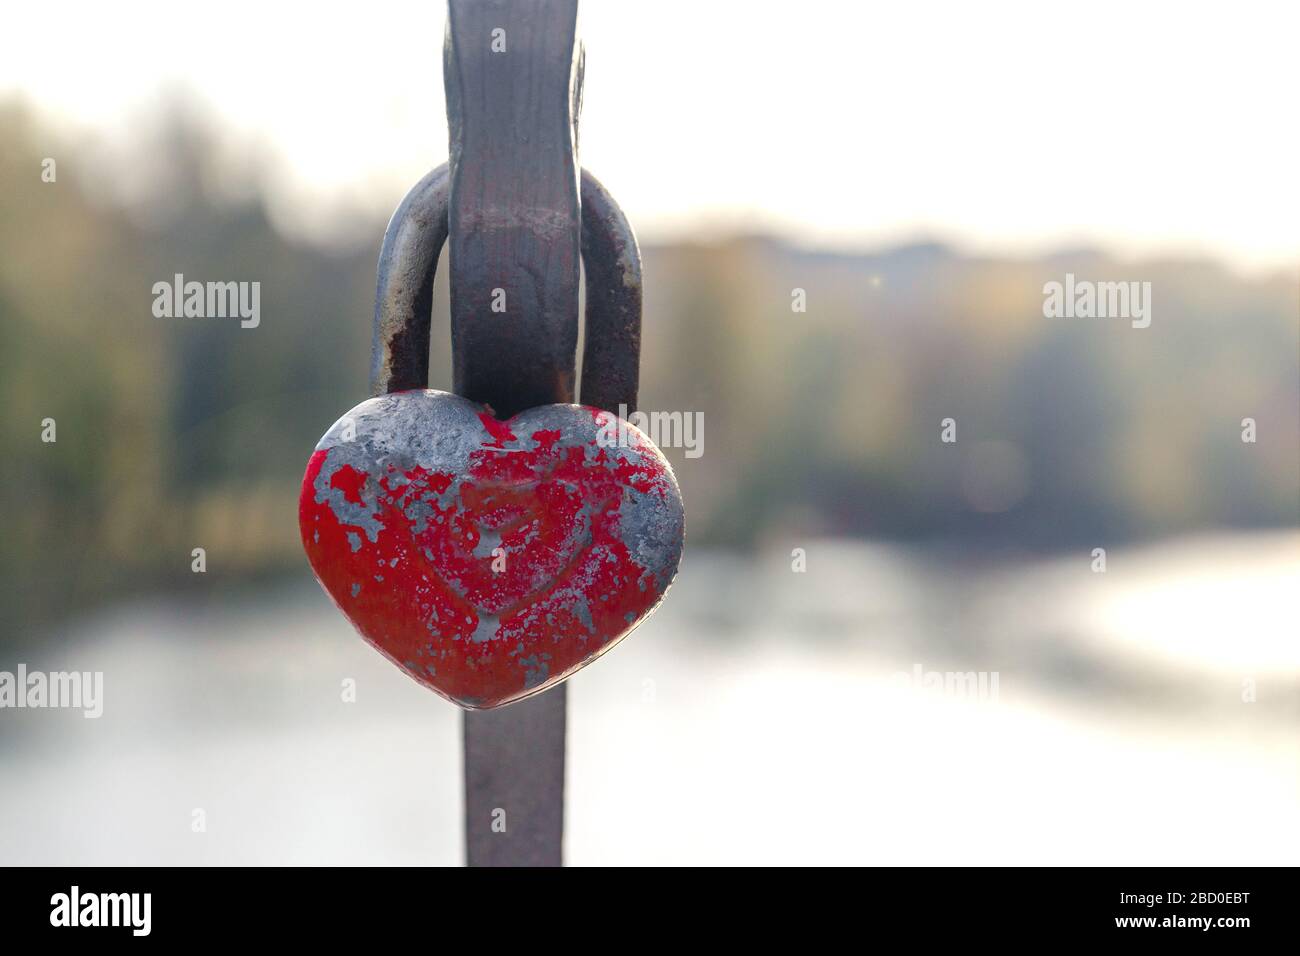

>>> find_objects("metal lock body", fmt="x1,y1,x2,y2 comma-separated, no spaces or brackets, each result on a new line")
301,389,684,709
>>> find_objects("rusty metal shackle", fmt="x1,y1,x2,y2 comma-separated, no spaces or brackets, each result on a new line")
370,163,644,414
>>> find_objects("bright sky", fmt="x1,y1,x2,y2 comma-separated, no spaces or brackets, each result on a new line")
5,0,1298,271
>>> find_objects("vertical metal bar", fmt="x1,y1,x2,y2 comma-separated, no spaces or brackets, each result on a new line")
444,0,582,419
462,686,567,866
446,0,582,867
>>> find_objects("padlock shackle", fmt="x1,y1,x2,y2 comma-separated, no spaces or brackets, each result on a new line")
577,169,643,414
370,164,450,396
369,165,643,415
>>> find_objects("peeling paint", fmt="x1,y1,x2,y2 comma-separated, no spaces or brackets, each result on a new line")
300,389,684,710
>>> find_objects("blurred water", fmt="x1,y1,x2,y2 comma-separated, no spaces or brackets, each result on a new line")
0,532,1295,865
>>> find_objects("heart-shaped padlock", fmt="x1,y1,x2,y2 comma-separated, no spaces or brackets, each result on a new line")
301,165,684,709
301,390,683,708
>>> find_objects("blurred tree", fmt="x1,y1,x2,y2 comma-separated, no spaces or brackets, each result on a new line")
1,100,1296,644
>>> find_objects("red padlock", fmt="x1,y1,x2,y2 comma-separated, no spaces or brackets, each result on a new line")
300,168,684,710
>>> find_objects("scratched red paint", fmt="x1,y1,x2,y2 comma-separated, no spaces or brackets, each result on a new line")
299,395,682,709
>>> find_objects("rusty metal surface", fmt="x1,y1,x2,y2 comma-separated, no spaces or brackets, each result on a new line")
444,0,582,419
369,164,449,396
579,169,642,413
376,137,647,421
369,164,640,408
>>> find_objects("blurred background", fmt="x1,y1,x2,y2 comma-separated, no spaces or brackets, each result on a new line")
0,0,1296,864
